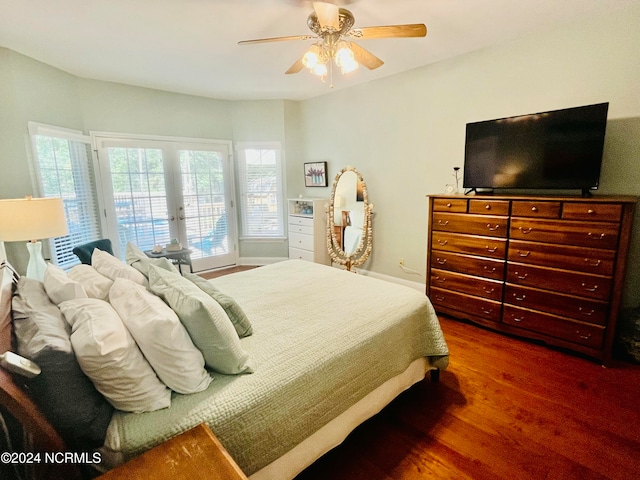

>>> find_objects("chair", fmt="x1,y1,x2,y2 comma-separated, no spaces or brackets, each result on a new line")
72,239,114,265
192,214,227,255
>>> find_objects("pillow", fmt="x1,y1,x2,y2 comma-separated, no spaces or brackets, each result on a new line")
43,263,87,305
92,248,148,287
109,278,212,394
148,265,254,374
11,278,113,448
125,242,178,277
68,264,113,300
184,272,253,337
59,298,171,413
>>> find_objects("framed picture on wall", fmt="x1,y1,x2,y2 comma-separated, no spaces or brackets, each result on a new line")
304,162,328,187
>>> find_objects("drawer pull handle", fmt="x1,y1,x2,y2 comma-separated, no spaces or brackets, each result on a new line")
486,224,500,231
587,209,595,214
531,206,538,212
587,232,605,240
577,331,592,340
578,307,595,316
481,308,493,315
485,204,491,210
434,294,445,301
513,294,526,301
446,203,452,208
581,283,599,292
436,257,447,265
483,287,495,293
512,316,524,323
486,246,498,253
438,220,449,226
438,239,448,246
483,266,496,272
517,250,531,257
434,276,446,283
515,272,528,280
519,227,532,234
584,258,601,267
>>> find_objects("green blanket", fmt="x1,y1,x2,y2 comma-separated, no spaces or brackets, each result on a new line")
109,260,448,475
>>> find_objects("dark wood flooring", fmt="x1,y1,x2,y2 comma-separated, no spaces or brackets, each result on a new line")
294,316,640,480
198,265,258,279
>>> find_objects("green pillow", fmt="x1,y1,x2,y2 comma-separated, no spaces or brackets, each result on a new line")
184,272,253,338
125,242,178,277
148,265,254,374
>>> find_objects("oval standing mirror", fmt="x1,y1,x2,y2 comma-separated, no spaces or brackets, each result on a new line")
327,166,373,271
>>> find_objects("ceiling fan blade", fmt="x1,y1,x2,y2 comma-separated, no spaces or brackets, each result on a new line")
285,56,305,75
313,2,339,30
349,43,384,70
238,34,314,45
349,24,427,40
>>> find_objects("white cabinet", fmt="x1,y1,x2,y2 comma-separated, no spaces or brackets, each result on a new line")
288,198,330,265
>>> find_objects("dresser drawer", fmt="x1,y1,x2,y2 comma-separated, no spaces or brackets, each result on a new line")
288,246,314,262
507,240,615,276
510,218,619,250
512,200,561,218
289,232,313,251
288,215,314,227
503,305,605,349
432,232,507,259
504,284,608,325
431,269,503,301
469,199,510,216
433,198,467,212
506,263,611,301
430,251,505,280
562,202,622,222
432,212,508,238
430,287,502,322
289,223,313,235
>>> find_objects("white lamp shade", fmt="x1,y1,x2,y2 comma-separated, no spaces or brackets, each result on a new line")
0,197,68,242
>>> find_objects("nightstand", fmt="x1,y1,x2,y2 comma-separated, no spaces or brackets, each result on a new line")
97,423,248,480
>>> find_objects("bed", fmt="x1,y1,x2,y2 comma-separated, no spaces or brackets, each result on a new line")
0,259,449,480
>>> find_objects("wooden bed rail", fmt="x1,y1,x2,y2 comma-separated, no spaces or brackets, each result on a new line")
0,262,83,480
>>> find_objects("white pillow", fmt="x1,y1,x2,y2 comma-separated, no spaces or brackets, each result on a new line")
43,263,87,305
92,248,148,287
109,278,212,394
59,298,171,413
68,265,113,300
148,265,254,375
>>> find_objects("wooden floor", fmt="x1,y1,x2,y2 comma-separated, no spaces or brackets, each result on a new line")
294,316,640,480
199,265,258,279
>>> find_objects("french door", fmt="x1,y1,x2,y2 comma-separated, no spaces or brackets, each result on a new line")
94,135,237,272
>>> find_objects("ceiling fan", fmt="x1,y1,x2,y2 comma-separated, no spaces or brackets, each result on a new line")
238,2,427,83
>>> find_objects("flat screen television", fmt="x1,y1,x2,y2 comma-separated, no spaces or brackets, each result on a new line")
463,102,609,196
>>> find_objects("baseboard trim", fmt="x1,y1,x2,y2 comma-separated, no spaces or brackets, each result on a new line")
353,268,425,292
239,256,289,266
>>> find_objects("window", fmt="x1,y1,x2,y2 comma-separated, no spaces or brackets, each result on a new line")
29,122,102,269
236,142,285,239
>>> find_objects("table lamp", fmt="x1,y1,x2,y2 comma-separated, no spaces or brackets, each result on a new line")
0,196,68,280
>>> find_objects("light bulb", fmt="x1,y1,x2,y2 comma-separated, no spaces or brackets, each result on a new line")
311,61,327,77
302,50,318,69
334,43,359,74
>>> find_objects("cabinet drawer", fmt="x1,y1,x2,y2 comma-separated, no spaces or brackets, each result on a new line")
504,284,608,325
433,198,467,212
510,218,619,250
289,223,313,235
562,202,622,222
507,240,615,276
512,201,561,218
288,215,314,227
430,251,505,280
431,269,503,301
289,232,313,251
506,263,611,301
469,199,510,216
503,305,604,349
289,246,314,262
433,212,508,238
432,232,507,259
430,287,502,322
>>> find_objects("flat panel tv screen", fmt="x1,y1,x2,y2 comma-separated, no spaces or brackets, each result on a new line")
463,102,609,194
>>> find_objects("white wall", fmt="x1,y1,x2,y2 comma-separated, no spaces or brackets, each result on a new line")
297,3,640,305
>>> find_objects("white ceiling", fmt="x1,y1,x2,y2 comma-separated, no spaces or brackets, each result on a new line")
0,0,633,101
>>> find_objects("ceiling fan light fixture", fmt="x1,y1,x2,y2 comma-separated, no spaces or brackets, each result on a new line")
334,42,359,74
302,43,322,69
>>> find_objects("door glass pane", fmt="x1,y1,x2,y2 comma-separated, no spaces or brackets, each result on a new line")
108,147,171,255
180,149,228,260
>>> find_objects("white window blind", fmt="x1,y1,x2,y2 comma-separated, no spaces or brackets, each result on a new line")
29,122,102,269
236,142,285,238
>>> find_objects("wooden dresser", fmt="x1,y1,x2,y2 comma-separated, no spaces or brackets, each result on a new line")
426,194,637,364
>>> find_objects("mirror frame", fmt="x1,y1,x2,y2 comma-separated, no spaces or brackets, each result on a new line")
326,166,373,271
